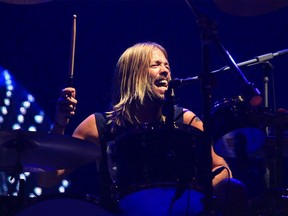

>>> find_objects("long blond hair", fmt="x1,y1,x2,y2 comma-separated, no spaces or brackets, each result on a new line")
106,42,168,128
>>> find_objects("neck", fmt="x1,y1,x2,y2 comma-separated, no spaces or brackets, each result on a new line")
133,101,163,124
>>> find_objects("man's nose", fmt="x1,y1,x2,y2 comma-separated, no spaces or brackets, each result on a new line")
159,65,170,77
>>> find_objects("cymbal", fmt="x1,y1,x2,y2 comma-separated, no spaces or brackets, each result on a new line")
0,130,99,172
0,0,51,4
214,0,288,16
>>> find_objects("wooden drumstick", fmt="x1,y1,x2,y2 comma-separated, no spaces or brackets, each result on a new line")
69,14,77,87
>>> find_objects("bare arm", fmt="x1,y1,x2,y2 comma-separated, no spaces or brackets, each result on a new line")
72,114,102,170
183,109,232,186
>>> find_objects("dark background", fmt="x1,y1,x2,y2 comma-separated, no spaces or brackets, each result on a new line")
1,0,287,131
0,0,288,204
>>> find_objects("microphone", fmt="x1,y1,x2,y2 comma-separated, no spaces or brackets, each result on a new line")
164,77,198,125
168,77,198,88
273,48,288,57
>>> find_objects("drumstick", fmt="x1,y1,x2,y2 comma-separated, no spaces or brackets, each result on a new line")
69,14,77,87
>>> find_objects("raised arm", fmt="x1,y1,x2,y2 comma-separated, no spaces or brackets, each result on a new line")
38,87,77,187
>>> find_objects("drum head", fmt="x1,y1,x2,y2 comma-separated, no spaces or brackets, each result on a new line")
14,195,115,216
119,187,204,216
213,128,266,158
211,96,266,158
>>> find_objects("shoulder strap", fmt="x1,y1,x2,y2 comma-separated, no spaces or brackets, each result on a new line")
94,112,106,140
174,106,185,124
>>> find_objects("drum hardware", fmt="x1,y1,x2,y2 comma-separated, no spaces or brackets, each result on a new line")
242,109,288,215
0,129,99,172
181,2,288,215
109,123,211,215
175,1,260,213
210,96,267,158
0,129,99,215
163,80,175,128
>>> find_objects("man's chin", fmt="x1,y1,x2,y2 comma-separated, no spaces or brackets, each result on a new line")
145,94,165,104
152,94,165,103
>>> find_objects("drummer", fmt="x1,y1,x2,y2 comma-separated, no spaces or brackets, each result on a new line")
39,42,247,215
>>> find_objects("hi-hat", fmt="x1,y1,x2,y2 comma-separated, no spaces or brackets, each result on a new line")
0,129,99,172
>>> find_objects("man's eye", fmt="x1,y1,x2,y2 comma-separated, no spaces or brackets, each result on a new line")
150,64,158,68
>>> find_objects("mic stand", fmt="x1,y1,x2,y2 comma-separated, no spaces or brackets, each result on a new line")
184,1,216,214
173,48,288,83
186,1,262,106
211,49,288,74
163,83,175,128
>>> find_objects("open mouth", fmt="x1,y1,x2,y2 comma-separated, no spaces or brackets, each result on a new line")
155,79,168,88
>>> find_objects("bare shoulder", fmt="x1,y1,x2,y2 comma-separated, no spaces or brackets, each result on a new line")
73,113,100,144
182,108,203,131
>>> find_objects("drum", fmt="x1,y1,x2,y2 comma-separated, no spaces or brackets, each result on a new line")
108,123,211,216
13,195,115,216
210,96,266,158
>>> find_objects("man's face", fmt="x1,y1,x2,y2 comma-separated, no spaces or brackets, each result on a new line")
148,48,171,101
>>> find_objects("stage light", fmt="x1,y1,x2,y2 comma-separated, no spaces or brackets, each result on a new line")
4,98,10,106
6,90,12,98
33,187,42,196
62,179,69,188
22,101,31,109
29,193,36,198
12,123,21,130
20,107,27,115
17,114,24,123
27,94,35,103
58,186,65,193
34,113,44,124
1,106,8,115
28,126,37,131
3,70,11,80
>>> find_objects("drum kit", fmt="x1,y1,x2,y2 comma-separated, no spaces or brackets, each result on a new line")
0,106,287,215
0,0,288,215
0,129,103,215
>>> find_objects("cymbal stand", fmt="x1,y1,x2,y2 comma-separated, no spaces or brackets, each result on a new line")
262,61,274,190
258,61,287,215
0,172,25,215
265,113,287,215
1,140,27,215
263,62,272,110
